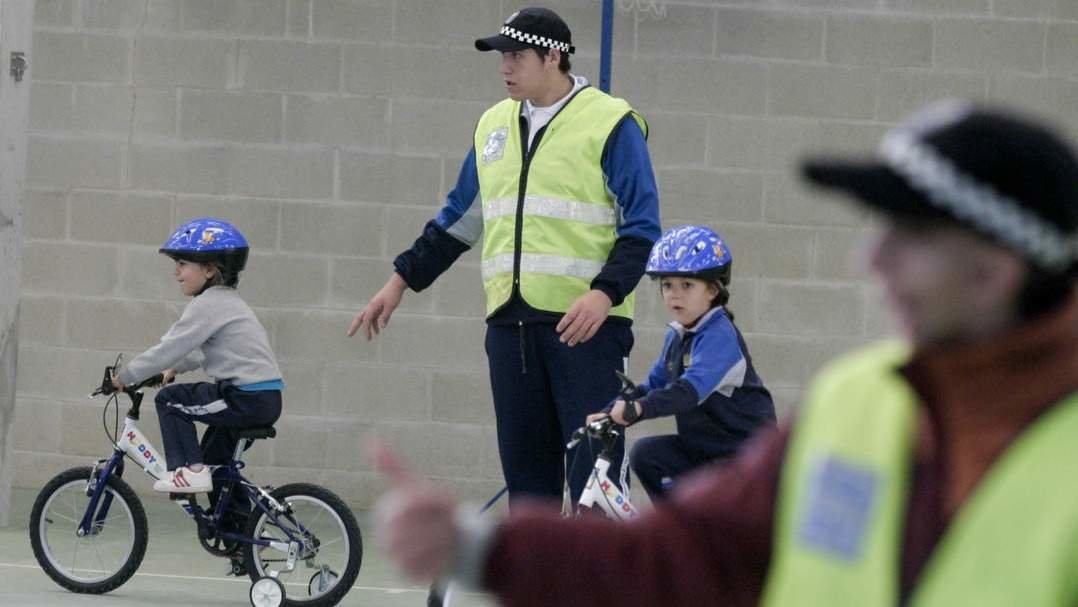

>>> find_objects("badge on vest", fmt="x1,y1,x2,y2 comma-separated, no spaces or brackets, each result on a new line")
482,127,509,164
797,455,879,561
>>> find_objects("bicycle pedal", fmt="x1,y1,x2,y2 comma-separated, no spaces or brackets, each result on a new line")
227,558,248,577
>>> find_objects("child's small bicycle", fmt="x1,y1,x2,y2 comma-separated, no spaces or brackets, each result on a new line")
28,357,363,607
427,370,640,606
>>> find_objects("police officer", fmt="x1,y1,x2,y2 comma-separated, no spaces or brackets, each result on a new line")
349,7,660,504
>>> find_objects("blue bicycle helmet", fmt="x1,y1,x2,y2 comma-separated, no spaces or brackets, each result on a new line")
646,225,732,284
160,217,249,287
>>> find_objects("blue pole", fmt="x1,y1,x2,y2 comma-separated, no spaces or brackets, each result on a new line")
600,0,613,93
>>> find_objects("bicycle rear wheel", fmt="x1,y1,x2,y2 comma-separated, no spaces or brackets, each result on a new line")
29,466,148,594
243,483,362,607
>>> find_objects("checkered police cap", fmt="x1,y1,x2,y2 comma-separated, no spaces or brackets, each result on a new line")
476,7,575,54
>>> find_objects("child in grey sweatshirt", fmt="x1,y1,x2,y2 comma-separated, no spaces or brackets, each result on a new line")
112,218,282,495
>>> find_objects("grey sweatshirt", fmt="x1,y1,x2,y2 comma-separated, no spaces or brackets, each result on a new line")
119,286,282,387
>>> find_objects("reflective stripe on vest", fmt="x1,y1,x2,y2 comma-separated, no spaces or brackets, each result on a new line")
763,341,1078,607
474,86,646,319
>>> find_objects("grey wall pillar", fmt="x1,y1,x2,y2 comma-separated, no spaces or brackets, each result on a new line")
0,0,33,527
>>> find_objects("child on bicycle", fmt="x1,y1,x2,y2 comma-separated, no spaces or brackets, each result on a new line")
588,224,775,500
111,217,283,495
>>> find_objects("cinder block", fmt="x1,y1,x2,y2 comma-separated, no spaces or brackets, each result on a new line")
32,32,129,82
322,364,429,421
386,47,506,102
768,64,878,119
390,99,489,154
727,276,758,333
826,14,932,67
275,360,323,416
716,8,824,61
646,111,708,167
321,417,374,472
289,0,311,38
13,452,93,491
279,201,384,256
770,385,804,421
66,298,175,351
341,43,393,97
180,90,283,143
757,281,865,336
129,143,230,194
812,227,872,282
935,18,1045,73
708,116,772,170
80,0,182,31
882,0,989,16
636,4,714,58
658,168,763,224
118,248,185,300
134,37,234,87
285,95,388,147
60,402,114,456
480,424,502,480
605,56,663,110
991,75,1078,135
429,261,487,319
28,136,123,189
1047,23,1078,78
992,0,1077,19
656,58,767,115
394,0,501,47
273,308,376,360
175,196,281,251
29,83,73,132
382,205,442,259
22,189,67,239
310,0,393,42
241,253,329,306
330,257,431,314
430,370,494,424
378,316,487,370
764,170,867,228
721,224,814,280
21,241,120,296
372,421,484,478
73,85,176,137
228,147,334,199
14,398,63,452
182,0,287,36
17,295,66,346
339,151,442,205
70,191,173,246
34,0,75,26
521,0,635,57
271,415,328,468
875,70,988,122
239,40,341,92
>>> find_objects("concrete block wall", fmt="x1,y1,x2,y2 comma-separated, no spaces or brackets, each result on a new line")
14,0,1078,507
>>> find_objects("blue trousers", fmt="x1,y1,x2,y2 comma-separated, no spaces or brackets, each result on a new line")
630,434,728,500
486,322,633,504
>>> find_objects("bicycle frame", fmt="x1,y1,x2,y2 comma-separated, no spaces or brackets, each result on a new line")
578,452,639,520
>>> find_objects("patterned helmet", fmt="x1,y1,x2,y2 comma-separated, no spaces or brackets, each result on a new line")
159,217,249,285
646,225,732,284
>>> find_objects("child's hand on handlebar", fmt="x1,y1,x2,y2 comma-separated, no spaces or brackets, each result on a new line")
156,369,176,387
110,370,125,393
608,399,643,426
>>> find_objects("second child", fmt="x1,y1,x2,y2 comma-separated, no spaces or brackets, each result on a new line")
590,225,775,499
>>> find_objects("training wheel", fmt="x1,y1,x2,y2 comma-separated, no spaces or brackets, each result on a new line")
308,569,338,597
250,575,285,607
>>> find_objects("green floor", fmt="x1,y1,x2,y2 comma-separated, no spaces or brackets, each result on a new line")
0,487,496,606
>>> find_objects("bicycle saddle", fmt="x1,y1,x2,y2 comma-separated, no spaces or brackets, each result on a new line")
235,427,276,440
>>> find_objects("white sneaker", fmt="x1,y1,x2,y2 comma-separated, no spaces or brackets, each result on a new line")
153,466,213,493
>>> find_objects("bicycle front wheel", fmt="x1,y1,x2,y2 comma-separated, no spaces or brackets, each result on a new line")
29,466,148,594
244,483,362,607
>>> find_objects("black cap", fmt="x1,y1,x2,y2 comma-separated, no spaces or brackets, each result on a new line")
475,7,575,54
803,100,1078,274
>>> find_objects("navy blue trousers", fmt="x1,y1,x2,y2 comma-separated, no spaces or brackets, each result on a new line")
630,434,729,500
486,322,633,504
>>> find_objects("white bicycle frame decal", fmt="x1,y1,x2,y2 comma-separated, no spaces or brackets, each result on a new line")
578,456,638,520
114,417,168,481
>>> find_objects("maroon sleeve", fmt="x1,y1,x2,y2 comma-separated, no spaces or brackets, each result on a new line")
481,426,790,607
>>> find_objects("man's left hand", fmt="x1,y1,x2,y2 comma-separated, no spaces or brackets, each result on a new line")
556,290,612,347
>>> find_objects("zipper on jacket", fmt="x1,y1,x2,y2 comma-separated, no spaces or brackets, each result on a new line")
512,112,547,297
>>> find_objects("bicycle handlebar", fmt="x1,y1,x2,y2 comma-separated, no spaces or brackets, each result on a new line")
566,416,620,450
91,360,171,398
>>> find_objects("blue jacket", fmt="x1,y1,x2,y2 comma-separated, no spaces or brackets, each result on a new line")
392,110,660,325
637,307,775,456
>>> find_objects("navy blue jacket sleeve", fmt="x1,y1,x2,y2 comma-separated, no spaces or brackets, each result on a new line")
591,116,661,306
392,148,481,292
